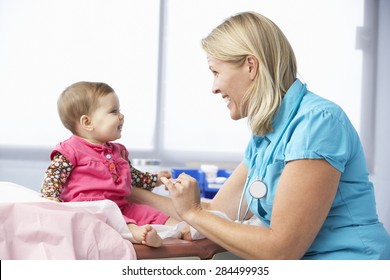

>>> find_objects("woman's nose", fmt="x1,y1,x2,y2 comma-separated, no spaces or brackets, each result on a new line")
211,81,220,94
119,113,124,120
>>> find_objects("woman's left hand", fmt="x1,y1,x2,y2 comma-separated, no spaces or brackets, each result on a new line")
160,173,201,220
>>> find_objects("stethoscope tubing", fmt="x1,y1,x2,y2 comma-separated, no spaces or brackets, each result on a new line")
237,82,307,223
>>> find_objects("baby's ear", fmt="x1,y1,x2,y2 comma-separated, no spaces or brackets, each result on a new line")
80,115,93,131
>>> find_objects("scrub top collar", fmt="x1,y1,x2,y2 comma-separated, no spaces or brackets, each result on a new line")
263,79,306,144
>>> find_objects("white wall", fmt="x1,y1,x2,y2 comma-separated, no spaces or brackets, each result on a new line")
0,159,48,192
371,0,390,232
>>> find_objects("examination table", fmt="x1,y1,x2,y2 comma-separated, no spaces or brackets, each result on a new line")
134,237,240,260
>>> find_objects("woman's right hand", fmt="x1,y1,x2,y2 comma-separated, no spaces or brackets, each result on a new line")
160,173,202,221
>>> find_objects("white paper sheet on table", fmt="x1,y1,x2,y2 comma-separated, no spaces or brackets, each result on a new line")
0,182,259,257
0,182,137,259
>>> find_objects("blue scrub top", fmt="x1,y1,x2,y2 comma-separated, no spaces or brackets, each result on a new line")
243,79,390,259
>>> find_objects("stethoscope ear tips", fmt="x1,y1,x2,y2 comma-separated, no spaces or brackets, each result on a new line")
249,180,267,199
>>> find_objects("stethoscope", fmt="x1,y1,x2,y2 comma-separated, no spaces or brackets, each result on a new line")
237,82,307,223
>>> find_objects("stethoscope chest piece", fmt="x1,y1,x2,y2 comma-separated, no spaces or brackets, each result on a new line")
249,180,267,199
237,82,307,222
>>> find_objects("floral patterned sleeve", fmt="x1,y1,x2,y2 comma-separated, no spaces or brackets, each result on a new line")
41,152,73,200
130,165,158,191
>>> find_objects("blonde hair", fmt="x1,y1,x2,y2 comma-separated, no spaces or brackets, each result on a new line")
201,11,297,135
57,81,114,134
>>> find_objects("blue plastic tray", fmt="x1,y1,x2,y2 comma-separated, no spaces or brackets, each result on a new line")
203,169,232,198
171,168,232,198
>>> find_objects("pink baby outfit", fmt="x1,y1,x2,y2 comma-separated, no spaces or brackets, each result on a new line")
52,135,168,225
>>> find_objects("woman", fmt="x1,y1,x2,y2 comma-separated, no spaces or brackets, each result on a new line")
133,11,390,259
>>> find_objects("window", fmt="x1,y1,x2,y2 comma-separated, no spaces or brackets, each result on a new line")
162,0,364,165
0,0,160,150
0,0,366,167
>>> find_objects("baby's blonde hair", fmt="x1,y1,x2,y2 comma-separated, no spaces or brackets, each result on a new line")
201,11,297,135
57,81,114,134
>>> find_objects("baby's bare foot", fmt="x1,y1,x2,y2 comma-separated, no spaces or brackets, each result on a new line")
128,224,147,243
142,224,162,248
128,224,162,247
181,225,193,241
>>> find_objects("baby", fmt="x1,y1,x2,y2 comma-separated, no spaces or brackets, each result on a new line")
40,81,180,247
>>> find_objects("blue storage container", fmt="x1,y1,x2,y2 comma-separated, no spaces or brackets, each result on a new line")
171,168,232,199
203,169,232,199
171,168,206,196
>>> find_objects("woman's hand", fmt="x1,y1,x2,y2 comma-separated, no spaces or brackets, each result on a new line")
160,173,201,220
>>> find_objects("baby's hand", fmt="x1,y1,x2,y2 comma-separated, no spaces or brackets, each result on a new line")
157,170,172,186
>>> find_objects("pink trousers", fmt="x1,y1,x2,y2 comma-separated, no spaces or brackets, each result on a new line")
121,202,169,225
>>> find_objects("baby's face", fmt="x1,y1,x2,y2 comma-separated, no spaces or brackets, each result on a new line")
89,92,124,144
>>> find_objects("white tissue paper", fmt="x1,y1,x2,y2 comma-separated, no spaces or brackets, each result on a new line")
125,211,232,243
0,182,262,244
138,210,262,242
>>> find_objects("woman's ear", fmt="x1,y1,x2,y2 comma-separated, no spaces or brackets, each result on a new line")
80,115,93,131
246,55,258,80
